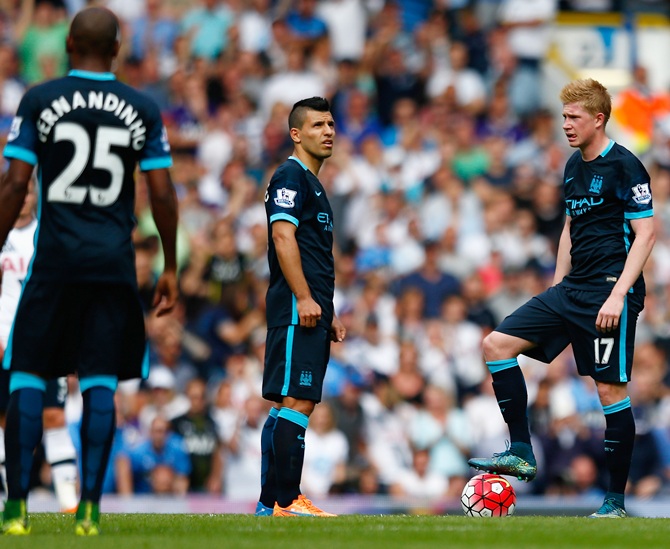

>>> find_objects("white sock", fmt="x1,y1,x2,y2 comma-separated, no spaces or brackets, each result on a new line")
0,427,6,500
44,426,79,511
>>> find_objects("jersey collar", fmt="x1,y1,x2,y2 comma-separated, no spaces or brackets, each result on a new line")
600,139,615,157
68,69,116,81
288,155,309,171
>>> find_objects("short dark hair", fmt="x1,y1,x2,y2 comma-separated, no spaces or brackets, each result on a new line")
288,97,330,131
69,7,120,58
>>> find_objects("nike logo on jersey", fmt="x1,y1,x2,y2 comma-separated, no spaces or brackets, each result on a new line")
315,191,322,196
594,364,610,372
297,435,305,441
565,177,574,183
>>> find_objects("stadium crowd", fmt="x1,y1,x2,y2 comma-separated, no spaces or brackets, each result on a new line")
4,0,670,503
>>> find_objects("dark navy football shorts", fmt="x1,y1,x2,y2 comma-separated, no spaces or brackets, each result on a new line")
263,325,331,403
0,372,67,411
496,284,644,383
4,281,147,381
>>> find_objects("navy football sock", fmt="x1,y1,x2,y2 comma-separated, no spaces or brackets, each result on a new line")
603,397,635,500
488,359,531,446
273,408,309,508
4,388,45,500
80,387,116,503
259,408,279,508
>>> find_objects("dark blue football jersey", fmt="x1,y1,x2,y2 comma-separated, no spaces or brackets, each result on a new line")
264,156,335,329
562,140,653,293
3,70,172,284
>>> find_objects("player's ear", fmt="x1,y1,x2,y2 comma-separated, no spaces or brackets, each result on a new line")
65,35,74,55
289,127,301,144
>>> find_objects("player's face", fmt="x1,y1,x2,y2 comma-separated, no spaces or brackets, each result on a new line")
562,102,601,150
296,109,335,160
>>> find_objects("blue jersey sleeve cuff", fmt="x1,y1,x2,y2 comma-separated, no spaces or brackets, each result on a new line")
270,213,299,226
139,156,173,171
3,144,37,166
625,210,653,219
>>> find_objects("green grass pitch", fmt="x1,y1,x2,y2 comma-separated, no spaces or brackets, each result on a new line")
4,513,670,548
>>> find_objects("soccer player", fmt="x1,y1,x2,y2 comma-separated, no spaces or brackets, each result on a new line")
257,97,346,517
468,78,655,518
0,180,79,513
0,7,178,535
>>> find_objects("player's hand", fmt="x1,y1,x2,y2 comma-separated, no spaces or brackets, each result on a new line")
297,296,321,328
330,315,346,343
152,270,179,317
596,293,624,333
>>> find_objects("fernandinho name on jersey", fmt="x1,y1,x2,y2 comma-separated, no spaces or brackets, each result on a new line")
36,91,147,149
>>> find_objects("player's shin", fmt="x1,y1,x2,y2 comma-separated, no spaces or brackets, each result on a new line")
488,359,531,445
79,386,115,506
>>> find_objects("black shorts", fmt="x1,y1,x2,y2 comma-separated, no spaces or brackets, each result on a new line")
0,371,67,411
263,325,331,403
3,281,147,381
496,284,644,383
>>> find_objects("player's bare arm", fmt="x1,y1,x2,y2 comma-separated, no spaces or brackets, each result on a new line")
596,215,655,333
0,159,33,246
552,217,572,286
271,219,321,328
145,168,179,317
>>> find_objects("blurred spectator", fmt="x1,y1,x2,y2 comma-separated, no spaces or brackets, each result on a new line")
259,43,326,120
116,416,191,495
223,394,267,499
612,64,670,156
391,340,426,404
0,44,25,134
171,378,223,493
237,0,273,54
302,402,349,497
138,366,191,435
360,372,413,488
394,447,448,499
129,0,179,76
15,0,69,85
392,239,461,319
409,384,472,493
373,46,424,128
426,41,487,116
328,376,368,488
336,89,383,151
179,0,234,61
317,0,368,62
285,0,328,50
496,0,557,117
418,167,484,252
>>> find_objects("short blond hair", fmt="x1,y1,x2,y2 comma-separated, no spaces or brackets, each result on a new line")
559,78,612,124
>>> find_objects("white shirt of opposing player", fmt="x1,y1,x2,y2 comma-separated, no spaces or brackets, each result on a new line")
0,218,37,346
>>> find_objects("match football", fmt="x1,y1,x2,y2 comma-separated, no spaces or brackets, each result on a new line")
461,474,517,517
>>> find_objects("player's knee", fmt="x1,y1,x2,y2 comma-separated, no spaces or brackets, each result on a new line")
482,331,507,361
595,381,628,407
282,397,316,417
42,407,66,429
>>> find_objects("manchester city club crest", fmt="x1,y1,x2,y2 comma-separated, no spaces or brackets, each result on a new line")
589,174,603,195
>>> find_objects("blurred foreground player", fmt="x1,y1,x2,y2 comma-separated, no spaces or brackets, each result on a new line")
0,6,178,535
